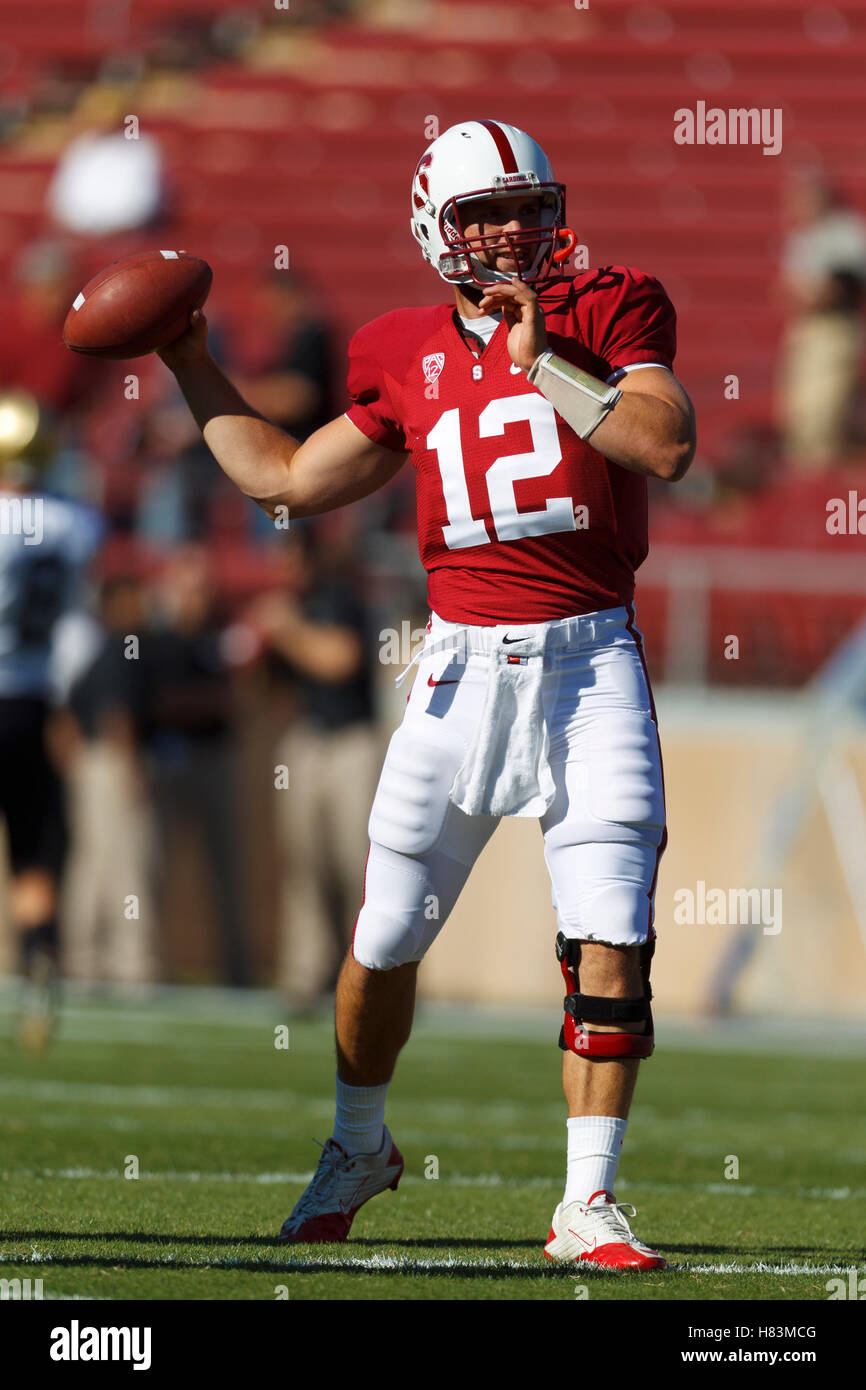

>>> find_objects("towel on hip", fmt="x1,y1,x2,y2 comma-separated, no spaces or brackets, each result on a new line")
448,642,555,819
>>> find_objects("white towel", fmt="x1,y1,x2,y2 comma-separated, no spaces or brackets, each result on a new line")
448,641,555,818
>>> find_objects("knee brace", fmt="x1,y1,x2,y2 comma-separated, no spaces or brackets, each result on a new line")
555,931,655,1059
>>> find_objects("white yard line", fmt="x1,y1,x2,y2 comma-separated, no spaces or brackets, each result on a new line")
0,1077,308,1111
4,1167,864,1202
5,1080,858,1150
7,1251,861,1277
0,985,862,1055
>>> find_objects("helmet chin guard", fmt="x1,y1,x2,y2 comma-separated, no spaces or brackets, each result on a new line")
410,120,576,288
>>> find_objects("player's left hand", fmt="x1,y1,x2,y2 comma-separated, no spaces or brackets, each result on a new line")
478,278,548,373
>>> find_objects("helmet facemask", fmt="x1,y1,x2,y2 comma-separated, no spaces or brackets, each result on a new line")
438,179,574,288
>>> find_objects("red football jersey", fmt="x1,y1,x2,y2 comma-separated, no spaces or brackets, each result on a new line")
345,266,677,624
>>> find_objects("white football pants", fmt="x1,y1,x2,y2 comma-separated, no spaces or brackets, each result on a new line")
353,605,666,970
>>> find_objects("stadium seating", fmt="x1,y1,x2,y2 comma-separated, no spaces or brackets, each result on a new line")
0,0,864,683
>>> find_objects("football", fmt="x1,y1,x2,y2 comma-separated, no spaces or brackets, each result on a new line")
62,248,212,359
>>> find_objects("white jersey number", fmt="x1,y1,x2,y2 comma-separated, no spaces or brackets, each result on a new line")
427,394,576,550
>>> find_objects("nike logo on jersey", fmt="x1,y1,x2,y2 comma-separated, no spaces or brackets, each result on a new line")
428,675,460,686
501,634,527,644
509,362,524,374
567,1229,597,1252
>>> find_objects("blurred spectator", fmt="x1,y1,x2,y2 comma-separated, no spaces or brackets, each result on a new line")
47,129,166,236
0,391,103,1048
227,271,333,438
142,546,251,986
133,318,236,545
247,525,378,1008
0,241,99,419
778,176,866,469
133,402,213,543
224,269,335,543
60,576,157,990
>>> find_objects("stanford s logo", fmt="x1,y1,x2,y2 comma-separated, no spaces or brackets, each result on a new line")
423,352,445,384
412,152,433,211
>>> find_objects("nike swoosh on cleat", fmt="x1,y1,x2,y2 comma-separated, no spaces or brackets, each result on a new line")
428,675,459,686
339,1181,365,1216
567,1229,597,1252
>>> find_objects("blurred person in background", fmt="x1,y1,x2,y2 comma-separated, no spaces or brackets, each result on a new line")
0,241,118,510
778,175,866,469
247,524,378,1010
47,127,166,237
60,574,157,992
132,331,238,546
227,270,333,439
142,545,251,987
225,270,333,539
0,391,103,1050
0,241,98,418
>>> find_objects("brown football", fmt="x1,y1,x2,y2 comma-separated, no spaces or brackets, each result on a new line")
63,249,212,359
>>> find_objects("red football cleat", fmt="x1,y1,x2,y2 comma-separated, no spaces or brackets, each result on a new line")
278,1127,404,1244
543,1190,666,1270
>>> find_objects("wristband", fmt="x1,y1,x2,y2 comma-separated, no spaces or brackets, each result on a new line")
527,351,622,439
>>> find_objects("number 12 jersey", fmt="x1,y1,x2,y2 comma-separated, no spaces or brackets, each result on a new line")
345,265,677,625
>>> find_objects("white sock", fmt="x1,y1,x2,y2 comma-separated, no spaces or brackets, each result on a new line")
564,1116,628,1206
332,1074,389,1155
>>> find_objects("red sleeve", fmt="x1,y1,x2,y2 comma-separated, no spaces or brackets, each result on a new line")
587,267,677,375
345,329,407,453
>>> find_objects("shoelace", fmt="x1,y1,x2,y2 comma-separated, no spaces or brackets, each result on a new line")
289,1139,355,1222
584,1199,641,1243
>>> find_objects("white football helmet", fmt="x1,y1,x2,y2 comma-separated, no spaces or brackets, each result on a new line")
410,119,574,287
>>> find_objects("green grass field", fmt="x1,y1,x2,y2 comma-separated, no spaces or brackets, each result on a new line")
0,985,863,1302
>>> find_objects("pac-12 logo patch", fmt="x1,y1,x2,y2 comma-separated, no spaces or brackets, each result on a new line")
422,352,445,384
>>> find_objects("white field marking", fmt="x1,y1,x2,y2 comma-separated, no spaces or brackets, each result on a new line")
0,1077,319,1111
9,1105,859,1162
0,1014,329,1052
671,1261,863,1277
43,1293,102,1300
286,1258,860,1277
6,1101,862,1168
0,982,861,1057
9,1251,860,1277
402,1121,864,1152
0,996,305,1037
6,1168,865,1203
0,1013,317,1051
12,1029,292,1053
0,1078,544,1125
8,1111,295,1139
5,1084,863,1172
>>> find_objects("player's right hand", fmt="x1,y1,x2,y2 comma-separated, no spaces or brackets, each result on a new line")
157,308,210,370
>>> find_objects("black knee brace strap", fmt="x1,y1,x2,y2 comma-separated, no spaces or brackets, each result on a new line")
556,931,655,1059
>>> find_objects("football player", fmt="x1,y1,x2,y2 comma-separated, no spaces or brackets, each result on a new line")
0,391,103,1050
159,120,696,1269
